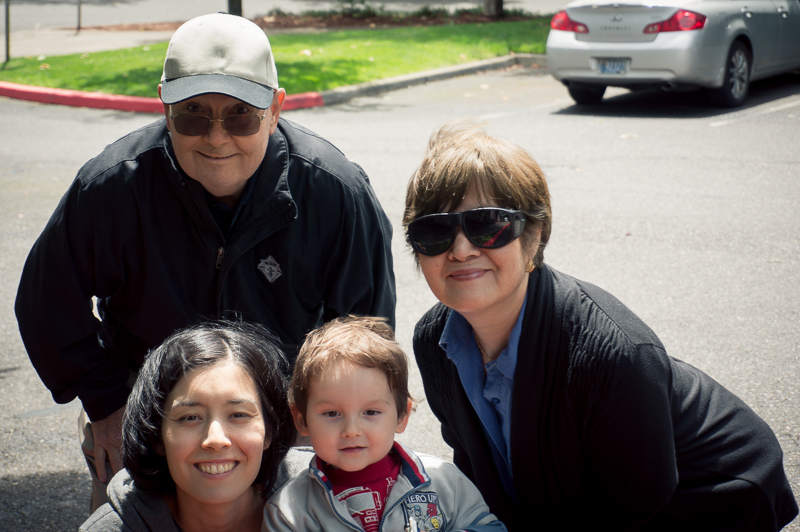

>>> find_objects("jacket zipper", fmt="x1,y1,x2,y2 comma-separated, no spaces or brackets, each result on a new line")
213,200,294,272
381,483,427,532
314,472,362,532
311,461,429,532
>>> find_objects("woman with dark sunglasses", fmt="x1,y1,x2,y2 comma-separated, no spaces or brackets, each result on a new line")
403,124,797,532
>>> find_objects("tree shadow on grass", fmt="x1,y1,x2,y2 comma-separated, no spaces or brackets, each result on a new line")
0,470,91,532
70,64,162,97
280,57,374,93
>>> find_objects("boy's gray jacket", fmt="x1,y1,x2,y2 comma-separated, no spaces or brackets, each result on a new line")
263,442,507,532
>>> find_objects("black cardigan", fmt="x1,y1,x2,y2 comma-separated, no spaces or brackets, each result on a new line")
413,264,797,532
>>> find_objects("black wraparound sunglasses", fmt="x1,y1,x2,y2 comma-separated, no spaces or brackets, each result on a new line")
169,110,268,137
408,207,527,256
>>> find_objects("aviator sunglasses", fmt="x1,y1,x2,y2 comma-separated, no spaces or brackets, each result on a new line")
169,109,268,137
408,207,527,256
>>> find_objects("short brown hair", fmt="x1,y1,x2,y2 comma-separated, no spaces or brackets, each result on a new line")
290,316,412,419
403,123,552,267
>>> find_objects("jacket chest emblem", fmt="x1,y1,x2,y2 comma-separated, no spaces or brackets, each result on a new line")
258,256,282,283
403,492,445,531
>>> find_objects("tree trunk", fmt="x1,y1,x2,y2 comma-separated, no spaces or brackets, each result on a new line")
228,0,243,17
483,0,504,18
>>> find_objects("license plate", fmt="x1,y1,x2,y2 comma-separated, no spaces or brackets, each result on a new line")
596,58,629,75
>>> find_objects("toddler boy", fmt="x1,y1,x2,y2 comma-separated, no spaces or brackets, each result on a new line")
263,315,506,532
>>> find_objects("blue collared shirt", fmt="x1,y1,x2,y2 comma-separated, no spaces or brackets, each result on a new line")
439,299,526,500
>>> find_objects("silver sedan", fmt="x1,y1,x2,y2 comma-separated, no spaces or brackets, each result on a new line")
545,0,800,106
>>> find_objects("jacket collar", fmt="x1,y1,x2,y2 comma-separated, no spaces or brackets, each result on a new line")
160,118,297,239
310,441,430,491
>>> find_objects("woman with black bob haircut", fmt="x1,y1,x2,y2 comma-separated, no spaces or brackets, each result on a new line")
81,320,306,532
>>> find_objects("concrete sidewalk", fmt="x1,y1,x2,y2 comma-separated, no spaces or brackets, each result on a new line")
3,27,177,58
0,26,548,112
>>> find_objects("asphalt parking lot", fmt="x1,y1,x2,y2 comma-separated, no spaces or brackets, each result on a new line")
1,2,798,531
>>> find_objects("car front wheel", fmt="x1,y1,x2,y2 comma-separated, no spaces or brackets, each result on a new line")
568,85,606,105
707,41,750,107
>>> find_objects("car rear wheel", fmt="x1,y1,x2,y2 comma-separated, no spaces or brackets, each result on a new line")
568,85,606,105
707,42,750,107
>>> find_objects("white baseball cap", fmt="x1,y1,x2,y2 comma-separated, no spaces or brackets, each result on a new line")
160,13,278,108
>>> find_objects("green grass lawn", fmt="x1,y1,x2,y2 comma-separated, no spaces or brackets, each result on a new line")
0,19,550,97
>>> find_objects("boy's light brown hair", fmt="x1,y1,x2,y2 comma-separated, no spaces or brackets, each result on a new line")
290,315,412,418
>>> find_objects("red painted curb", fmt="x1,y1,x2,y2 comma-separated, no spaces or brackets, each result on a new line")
0,81,325,112
0,81,164,112
282,91,325,111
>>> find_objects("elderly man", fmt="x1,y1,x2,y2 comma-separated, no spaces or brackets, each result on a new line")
15,12,395,511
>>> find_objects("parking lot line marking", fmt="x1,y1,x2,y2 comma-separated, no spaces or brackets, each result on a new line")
710,99,800,127
754,101,800,116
